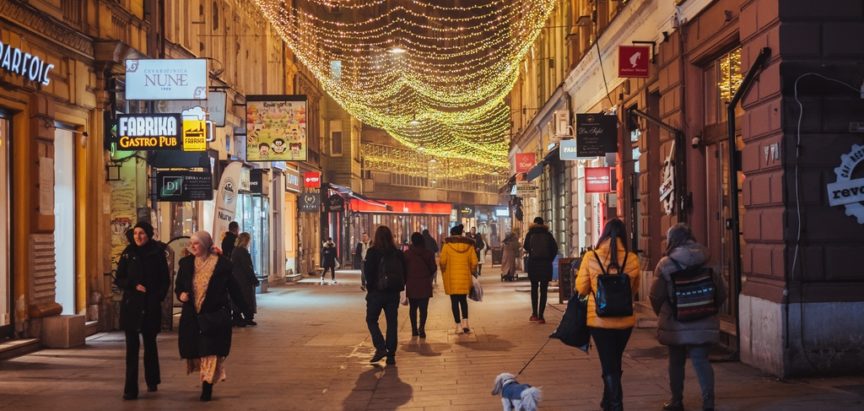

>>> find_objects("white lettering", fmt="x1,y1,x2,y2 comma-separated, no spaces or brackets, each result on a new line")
21,53,31,78
10,48,22,73
41,64,54,85
0,43,11,71
28,56,41,82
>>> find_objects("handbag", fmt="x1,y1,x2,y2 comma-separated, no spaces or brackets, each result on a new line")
550,295,590,352
469,275,483,302
197,306,231,336
668,258,719,322
593,251,633,317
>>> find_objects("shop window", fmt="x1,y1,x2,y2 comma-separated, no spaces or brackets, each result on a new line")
704,47,743,125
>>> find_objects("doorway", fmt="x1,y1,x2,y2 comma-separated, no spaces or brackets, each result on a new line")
0,114,11,335
54,128,77,315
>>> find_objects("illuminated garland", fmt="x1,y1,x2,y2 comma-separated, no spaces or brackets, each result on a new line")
253,0,556,168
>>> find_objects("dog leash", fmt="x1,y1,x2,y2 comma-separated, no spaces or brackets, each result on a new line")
516,337,553,376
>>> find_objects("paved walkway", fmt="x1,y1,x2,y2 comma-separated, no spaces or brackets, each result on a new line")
1,266,863,410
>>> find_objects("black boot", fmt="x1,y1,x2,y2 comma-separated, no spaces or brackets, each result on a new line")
200,382,213,401
600,374,610,410
603,372,623,411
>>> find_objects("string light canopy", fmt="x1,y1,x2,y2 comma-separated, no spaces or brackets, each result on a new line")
253,0,557,169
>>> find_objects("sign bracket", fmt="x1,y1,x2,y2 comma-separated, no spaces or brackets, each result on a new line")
631,40,657,63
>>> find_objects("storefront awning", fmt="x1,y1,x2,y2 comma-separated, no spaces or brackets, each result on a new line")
328,183,391,210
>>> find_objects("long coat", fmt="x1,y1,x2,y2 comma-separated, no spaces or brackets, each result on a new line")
500,235,520,277
439,236,477,295
115,241,170,334
175,255,246,359
575,239,641,329
231,247,258,314
221,232,237,260
649,241,727,346
523,224,559,282
322,242,337,268
404,245,436,299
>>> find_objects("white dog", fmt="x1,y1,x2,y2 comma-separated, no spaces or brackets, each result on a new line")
491,372,542,411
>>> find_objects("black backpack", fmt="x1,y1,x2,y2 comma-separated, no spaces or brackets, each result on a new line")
528,232,552,259
376,251,405,292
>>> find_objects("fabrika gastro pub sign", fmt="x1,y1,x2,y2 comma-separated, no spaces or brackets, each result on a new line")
115,114,206,151
0,39,54,86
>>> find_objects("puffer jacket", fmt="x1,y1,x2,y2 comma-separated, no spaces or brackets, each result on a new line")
439,236,477,295
649,240,727,346
575,239,641,329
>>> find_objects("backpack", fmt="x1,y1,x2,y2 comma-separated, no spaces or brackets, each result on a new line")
667,259,719,322
593,251,633,317
528,232,552,259
376,250,405,292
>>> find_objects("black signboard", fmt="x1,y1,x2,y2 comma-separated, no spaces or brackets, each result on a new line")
156,169,213,202
299,193,320,213
116,114,183,150
250,169,264,194
576,114,618,157
327,194,346,212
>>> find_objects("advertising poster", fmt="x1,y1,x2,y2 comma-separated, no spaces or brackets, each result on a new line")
246,95,308,162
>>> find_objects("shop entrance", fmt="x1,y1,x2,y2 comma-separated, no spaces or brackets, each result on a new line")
0,115,11,336
54,128,77,315
237,193,270,283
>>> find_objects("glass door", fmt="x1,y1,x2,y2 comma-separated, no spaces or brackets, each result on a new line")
0,116,10,335
54,128,77,315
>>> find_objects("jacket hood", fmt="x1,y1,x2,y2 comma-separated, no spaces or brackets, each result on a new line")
658,240,708,279
444,236,475,253
528,224,549,232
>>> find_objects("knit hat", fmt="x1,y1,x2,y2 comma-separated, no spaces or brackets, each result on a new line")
533,217,544,225
133,221,155,240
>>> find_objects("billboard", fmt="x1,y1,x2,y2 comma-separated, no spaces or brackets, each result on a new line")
246,95,308,162
125,59,207,100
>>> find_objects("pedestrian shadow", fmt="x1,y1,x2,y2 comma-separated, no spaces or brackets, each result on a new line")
399,339,448,357
341,365,413,411
454,333,515,352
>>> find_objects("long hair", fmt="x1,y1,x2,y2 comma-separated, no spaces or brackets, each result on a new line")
665,223,695,256
373,225,396,251
236,232,252,249
596,218,628,270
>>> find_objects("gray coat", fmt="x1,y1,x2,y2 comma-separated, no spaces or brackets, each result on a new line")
649,241,727,346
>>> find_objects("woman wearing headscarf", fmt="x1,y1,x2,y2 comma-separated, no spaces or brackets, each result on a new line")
175,231,247,401
439,224,478,334
576,218,641,411
115,221,170,400
231,232,259,326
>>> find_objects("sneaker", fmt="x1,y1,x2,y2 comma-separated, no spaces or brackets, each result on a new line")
370,350,387,363
537,318,546,324
332,280,338,284
529,315,539,322
245,319,257,326
385,356,396,365
662,402,684,411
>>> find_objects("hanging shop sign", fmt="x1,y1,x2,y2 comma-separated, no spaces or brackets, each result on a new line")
155,91,227,126
516,184,539,196
659,141,676,215
618,45,651,78
125,59,207,100
181,119,207,151
327,194,346,212
246,95,308,162
0,40,54,86
250,169,264,194
457,205,475,218
299,193,321,213
827,144,864,224
285,167,302,193
559,139,579,160
495,208,510,217
585,167,613,193
576,114,618,157
213,162,243,236
515,153,537,173
155,169,213,202
116,114,184,150
303,171,321,188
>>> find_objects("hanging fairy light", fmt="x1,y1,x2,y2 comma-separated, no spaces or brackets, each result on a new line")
252,0,556,169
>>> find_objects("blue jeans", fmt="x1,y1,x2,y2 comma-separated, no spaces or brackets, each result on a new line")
668,344,714,409
365,291,399,356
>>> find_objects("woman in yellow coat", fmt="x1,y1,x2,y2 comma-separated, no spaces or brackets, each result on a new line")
439,224,478,334
576,218,640,411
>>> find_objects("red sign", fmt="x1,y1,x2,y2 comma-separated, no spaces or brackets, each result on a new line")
618,45,650,78
349,199,452,215
515,153,536,173
585,167,612,193
303,171,321,188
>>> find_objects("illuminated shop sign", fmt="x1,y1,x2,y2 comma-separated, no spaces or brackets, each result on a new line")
125,59,207,100
116,114,183,150
0,40,54,86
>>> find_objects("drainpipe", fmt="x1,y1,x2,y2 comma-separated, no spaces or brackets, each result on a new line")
727,47,771,358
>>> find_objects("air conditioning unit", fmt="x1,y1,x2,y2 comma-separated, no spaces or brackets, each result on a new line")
553,110,571,138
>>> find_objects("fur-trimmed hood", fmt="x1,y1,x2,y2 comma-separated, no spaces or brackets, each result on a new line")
527,223,549,233
444,235,475,253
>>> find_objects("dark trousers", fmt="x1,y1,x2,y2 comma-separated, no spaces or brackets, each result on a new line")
449,294,468,323
124,330,160,395
591,327,633,410
322,265,335,280
530,280,549,318
366,291,399,356
408,297,430,332
669,344,714,409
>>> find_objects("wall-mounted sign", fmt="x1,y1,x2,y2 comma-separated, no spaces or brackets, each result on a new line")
246,95,308,162
156,169,213,202
585,167,612,193
516,184,539,196
182,119,207,151
303,171,321,188
116,114,183,150
495,208,510,217
125,59,207,100
299,193,320,213
0,40,54,85
155,91,227,126
576,114,618,157
250,169,264,194
457,205,475,218
618,45,651,78
285,168,302,193
827,143,864,224
559,139,579,160
327,194,346,212
515,153,537,173
660,141,676,215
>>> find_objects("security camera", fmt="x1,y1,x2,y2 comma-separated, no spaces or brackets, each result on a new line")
691,136,701,148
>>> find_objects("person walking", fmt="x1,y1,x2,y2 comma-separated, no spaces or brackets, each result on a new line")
649,224,726,411
576,219,641,411
221,221,239,260
500,231,520,281
357,233,371,291
439,224,477,334
405,232,437,338
363,226,406,365
523,217,558,324
322,237,337,284
231,232,259,327
470,226,486,276
115,222,170,400
421,229,439,285
176,231,247,402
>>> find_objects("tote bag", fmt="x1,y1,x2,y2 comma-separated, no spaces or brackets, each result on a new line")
550,295,590,352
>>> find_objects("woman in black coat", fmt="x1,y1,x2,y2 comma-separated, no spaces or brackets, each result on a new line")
115,221,170,400
175,231,246,402
230,232,259,326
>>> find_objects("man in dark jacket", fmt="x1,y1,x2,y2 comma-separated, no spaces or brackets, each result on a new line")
321,237,338,284
471,227,486,276
422,229,439,254
221,221,239,259
523,217,558,323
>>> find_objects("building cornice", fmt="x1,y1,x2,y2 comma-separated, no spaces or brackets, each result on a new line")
0,0,94,59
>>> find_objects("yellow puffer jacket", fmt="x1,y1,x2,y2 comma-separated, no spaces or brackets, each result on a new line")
576,239,641,329
439,236,477,295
